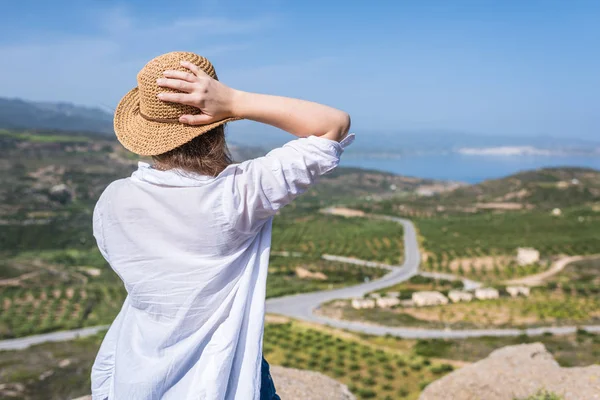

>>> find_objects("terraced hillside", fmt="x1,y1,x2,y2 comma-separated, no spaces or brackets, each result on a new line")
360,167,600,217
0,128,436,339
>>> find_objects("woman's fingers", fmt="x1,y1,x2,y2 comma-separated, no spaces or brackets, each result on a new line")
157,78,195,93
157,92,198,107
179,114,215,125
163,70,197,82
180,61,209,78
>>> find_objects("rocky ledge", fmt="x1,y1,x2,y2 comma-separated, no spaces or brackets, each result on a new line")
72,365,355,400
420,343,600,400
271,365,355,399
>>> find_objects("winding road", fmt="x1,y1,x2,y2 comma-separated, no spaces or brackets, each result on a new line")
266,214,600,339
2,213,600,351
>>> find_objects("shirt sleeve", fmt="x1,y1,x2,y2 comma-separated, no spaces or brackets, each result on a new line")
93,198,110,263
226,133,355,232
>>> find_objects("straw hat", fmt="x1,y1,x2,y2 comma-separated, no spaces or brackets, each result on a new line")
114,51,239,156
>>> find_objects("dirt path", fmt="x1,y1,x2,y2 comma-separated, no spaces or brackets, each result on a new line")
504,255,590,286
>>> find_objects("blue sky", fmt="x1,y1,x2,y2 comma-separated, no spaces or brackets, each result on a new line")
0,0,598,139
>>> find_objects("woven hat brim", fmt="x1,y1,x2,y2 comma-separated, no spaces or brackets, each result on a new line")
114,87,240,156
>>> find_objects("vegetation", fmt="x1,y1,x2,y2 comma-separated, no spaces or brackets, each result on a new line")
516,390,562,400
0,248,390,339
263,320,449,400
546,255,600,293
359,167,600,216
0,129,92,143
0,331,103,400
272,214,404,264
1,128,599,399
0,128,408,339
321,253,600,330
0,250,126,339
410,329,600,368
323,284,600,330
266,255,388,298
417,210,600,281
0,320,456,400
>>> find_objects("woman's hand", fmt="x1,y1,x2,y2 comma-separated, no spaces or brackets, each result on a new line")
157,61,239,125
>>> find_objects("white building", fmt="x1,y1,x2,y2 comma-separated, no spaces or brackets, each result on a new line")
369,293,382,299
506,286,531,298
412,291,449,307
516,247,540,266
376,297,401,308
386,291,400,298
448,290,473,303
351,298,376,309
475,287,500,300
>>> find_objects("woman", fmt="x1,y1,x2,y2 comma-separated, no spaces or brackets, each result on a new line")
91,51,353,400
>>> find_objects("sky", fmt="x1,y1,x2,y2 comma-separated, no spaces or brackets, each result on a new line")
0,0,599,139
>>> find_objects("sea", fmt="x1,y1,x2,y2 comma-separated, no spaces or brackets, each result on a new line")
339,153,600,184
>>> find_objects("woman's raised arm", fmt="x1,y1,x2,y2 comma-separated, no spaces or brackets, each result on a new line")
157,61,351,142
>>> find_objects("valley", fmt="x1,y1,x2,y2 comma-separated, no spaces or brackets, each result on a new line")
0,128,599,399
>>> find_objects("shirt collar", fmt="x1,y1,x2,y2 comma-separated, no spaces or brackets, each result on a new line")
131,162,215,187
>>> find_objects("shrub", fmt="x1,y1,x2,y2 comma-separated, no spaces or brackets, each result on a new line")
356,389,377,399
419,380,432,390
362,376,376,386
516,390,563,400
396,358,407,367
430,363,454,374
410,363,422,371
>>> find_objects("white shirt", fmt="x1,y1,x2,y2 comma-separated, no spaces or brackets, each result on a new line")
91,133,354,400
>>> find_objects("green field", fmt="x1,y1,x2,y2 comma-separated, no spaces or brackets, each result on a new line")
4,318,594,400
266,255,388,298
272,214,404,264
417,209,600,281
0,241,392,339
0,129,92,143
0,250,126,339
0,320,454,400
410,329,600,368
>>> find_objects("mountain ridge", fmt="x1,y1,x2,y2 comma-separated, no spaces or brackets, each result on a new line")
0,97,113,135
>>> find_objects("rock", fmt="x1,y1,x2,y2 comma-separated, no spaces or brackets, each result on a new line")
71,366,355,400
0,382,25,398
420,343,600,400
48,183,74,204
295,266,328,280
39,369,54,380
58,358,72,368
271,366,355,400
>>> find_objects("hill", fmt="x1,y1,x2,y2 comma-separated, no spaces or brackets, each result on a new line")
0,128,445,252
360,166,600,217
0,97,113,135
445,167,600,210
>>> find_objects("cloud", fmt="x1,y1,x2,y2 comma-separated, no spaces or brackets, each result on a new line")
0,5,276,107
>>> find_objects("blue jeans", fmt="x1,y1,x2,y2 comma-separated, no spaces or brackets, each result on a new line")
260,356,280,400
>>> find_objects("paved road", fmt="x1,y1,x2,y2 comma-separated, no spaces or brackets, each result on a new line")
266,215,600,339
505,255,590,286
0,325,109,351
266,216,421,325
2,214,600,350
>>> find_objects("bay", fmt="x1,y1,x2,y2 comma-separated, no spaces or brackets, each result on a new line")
340,153,600,184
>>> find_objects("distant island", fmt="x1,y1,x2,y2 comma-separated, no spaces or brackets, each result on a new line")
457,146,599,156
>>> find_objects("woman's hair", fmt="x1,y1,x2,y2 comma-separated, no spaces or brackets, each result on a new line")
152,125,232,176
